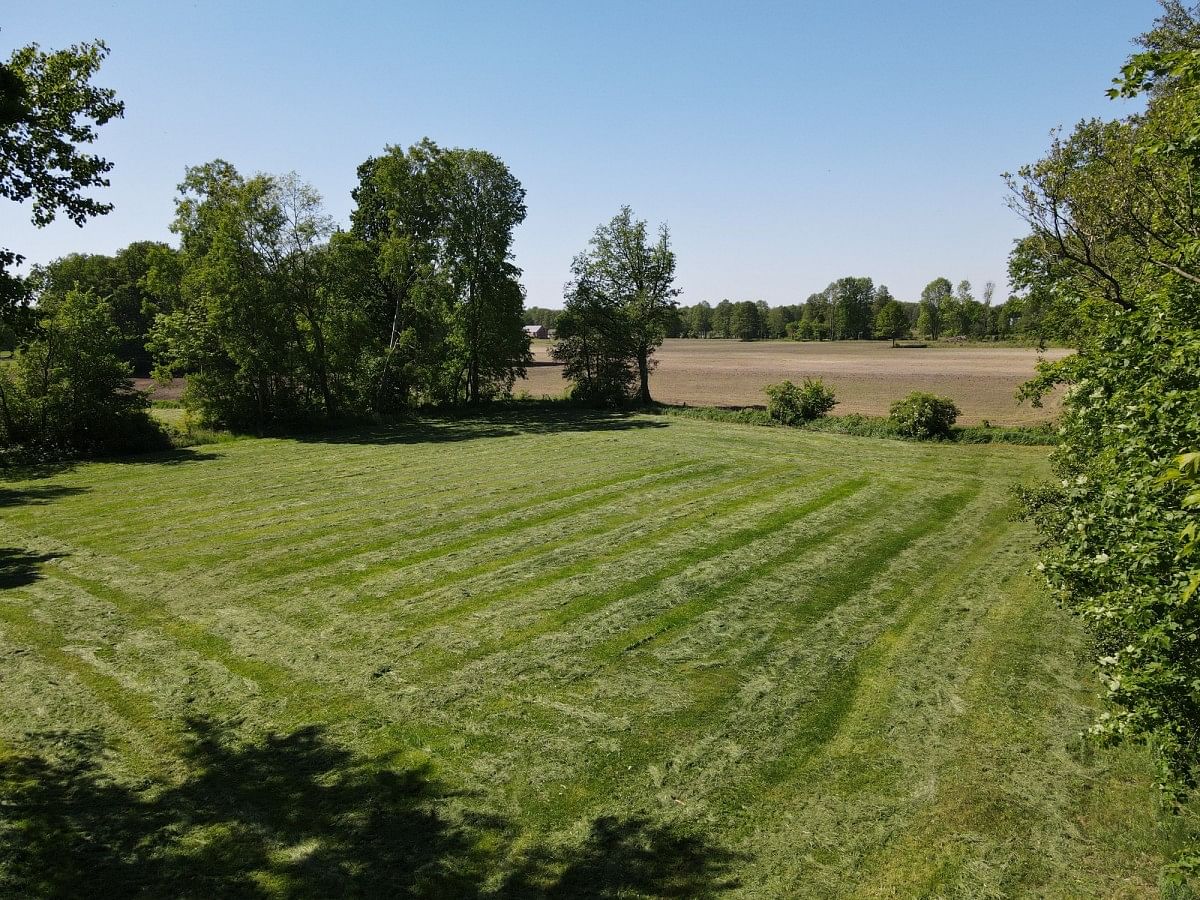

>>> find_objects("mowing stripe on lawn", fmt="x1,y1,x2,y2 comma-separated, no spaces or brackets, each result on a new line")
503,484,981,825
415,475,872,678
197,457,711,588
364,468,843,640
173,443,682,560
303,462,733,595
343,463,790,610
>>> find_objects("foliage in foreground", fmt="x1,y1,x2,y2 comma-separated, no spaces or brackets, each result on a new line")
0,39,124,317
1010,1,1200,813
764,378,836,425
1019,293,1200,799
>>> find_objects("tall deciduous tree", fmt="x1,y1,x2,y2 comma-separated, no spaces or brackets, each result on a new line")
151,162,351,430
347,140,529,406
439,149,530,403
917,277,951,340
568,207,679,403
873,300,909,347
348,140,454,409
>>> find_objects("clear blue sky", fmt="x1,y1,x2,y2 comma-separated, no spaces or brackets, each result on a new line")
2,0,1158,306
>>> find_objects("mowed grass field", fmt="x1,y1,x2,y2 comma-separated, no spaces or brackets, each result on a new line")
516,340,1071,425
0,409,1191,897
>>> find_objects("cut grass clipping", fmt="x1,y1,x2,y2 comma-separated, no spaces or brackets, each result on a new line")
0,407,1195,897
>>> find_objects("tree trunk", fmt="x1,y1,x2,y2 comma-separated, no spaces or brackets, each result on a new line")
310,323,336,419
636,347,651,405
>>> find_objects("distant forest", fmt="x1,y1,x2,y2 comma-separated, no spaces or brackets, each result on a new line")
527,274,1075,343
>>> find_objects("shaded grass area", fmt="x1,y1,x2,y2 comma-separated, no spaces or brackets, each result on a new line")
0,409,1194,896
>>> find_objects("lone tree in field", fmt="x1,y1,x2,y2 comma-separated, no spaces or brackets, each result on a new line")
564,206,679,404
874,299,909,347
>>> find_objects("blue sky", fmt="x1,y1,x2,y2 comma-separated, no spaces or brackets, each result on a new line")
2,1,1158,306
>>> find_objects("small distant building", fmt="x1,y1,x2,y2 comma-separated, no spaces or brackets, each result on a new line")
524,324,549,339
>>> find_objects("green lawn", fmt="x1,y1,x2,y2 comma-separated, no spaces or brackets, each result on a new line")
0,409,1193,897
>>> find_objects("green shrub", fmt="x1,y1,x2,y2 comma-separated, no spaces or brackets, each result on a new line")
803,413,902,439
888,392,959,439
764,378,836,425
0,289,170,458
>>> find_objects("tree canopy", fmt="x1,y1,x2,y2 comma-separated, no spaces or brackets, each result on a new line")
554,207,678,404
1013,0,1200,809
0,39,124,333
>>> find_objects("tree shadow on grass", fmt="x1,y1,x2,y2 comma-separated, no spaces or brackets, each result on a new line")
0,720,743,898
297,407,670,447
0,548,61,589
0,721,495,898
97,447,224,466
496,814,745,899
0,447,222,484
0,484,88,508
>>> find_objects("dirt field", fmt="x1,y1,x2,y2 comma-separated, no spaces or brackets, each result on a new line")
517,340,1070,425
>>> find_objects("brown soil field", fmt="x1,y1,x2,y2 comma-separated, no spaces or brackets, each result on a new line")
133,377,186,401
517,339,1071,425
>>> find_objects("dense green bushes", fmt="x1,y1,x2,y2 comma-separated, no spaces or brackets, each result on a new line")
1019,293,1200,799
764,378,836,424
888,392,960,439
0,289,167,457
649,401,1055,446
1007,4,1200,824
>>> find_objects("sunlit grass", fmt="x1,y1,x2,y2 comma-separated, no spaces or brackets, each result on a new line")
0,408,1192,896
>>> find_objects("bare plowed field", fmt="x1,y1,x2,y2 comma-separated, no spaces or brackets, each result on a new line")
517,340,1070,425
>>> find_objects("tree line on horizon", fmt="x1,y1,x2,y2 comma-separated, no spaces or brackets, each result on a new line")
528,271,1081,345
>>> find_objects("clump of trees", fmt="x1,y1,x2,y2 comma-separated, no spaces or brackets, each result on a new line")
0,289,166,456
148,142,530,431
28,241,177,374
2,50,536,449
1012,0,1200,815
0,38,169,457
552,207,678,404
